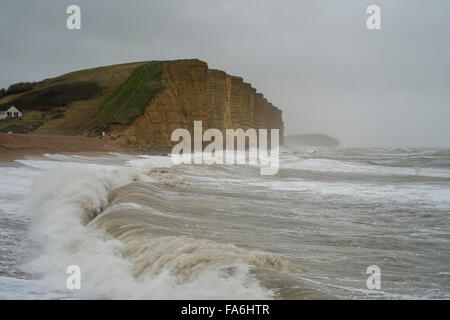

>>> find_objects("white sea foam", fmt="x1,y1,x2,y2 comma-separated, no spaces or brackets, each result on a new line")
19,156,274,299
1,148,449,300
282,158,450,178
246,179,450,209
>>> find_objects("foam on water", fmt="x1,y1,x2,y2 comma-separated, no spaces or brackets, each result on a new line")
0,148,449,299
282,157,450,178
3,155,278,299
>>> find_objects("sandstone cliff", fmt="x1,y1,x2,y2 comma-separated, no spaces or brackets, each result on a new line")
0,59,284,150
110,60,284,149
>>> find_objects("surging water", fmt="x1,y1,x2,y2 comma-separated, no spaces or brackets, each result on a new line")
0,148,449,299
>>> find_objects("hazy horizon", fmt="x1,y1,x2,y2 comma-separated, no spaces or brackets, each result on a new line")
1,0,449,147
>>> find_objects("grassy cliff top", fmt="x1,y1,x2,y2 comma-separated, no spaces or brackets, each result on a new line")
0,61,165,135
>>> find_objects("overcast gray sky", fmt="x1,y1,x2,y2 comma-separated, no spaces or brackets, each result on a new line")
0,0,449,147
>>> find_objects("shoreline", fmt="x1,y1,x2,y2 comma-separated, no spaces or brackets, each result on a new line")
0,133,132,163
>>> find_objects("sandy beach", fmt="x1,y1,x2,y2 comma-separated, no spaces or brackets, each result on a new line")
0,133,127,163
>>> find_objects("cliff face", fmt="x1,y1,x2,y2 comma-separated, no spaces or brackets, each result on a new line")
110,60,284,149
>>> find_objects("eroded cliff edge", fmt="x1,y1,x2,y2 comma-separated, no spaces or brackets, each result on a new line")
109,59,284,149
0,59,284,150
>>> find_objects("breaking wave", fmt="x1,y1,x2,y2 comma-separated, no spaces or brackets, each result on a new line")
5,147,447,299
24,162,303,299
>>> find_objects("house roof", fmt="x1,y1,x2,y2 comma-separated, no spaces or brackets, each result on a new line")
0,105,17,111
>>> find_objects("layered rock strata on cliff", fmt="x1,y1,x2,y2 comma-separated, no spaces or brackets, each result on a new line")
111,60,284,149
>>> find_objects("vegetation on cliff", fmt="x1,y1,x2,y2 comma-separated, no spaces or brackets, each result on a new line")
0,60,283,147
0,61,154,134
80,61,164,133
0,81,36,98
0,111,45,133
112,60,284,149
8,81,103,111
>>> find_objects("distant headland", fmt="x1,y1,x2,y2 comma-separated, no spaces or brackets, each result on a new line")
285,134,339,147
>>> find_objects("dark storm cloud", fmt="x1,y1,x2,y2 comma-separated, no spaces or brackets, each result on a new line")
0,0,449,147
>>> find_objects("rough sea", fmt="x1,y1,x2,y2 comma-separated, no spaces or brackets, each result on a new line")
0,147,449,299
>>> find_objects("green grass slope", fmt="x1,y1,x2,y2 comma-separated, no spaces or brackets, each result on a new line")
0,61,164,135
80,61,164,134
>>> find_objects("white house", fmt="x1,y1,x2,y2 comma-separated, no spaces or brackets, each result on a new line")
0,106,23,120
